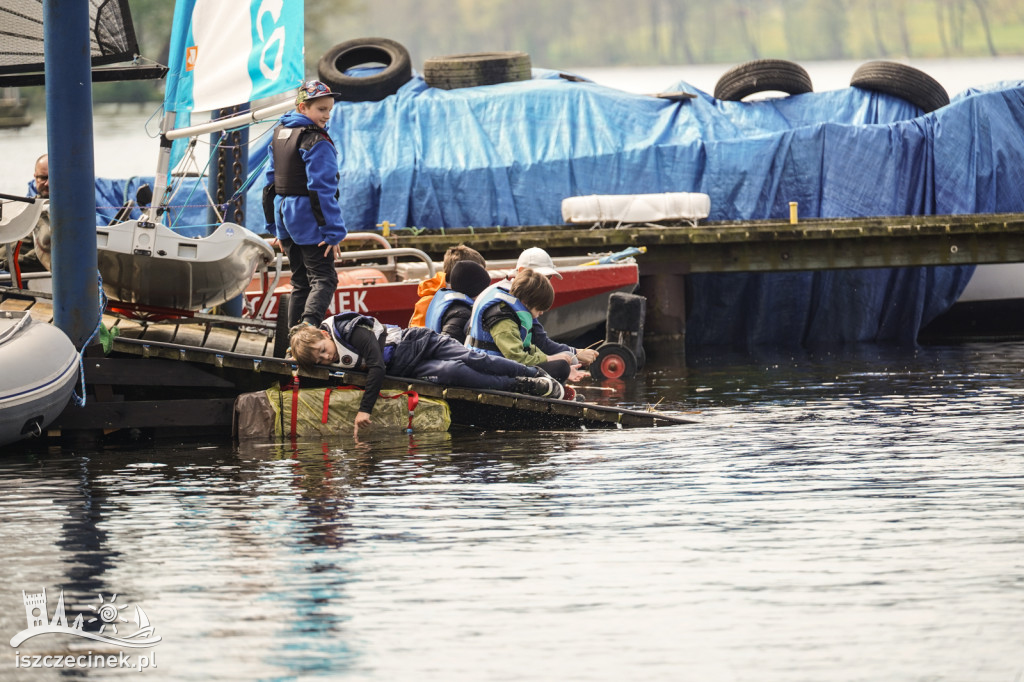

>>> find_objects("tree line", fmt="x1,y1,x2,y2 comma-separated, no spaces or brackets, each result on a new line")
94,0,1022,106
323,0,1021,68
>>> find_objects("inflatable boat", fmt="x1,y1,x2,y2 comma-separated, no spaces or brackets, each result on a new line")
0,311,78,448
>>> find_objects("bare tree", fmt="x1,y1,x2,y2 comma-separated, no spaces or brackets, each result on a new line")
934,0,951,56
730,0,762,59
895,0,913,56
969,0,999,55
868,0,890,56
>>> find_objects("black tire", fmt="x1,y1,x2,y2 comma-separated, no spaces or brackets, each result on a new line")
317,37,412,102
423,51,531,90
272,293,291,359
850,61,949,113
590,343,638,381
714,59,813,101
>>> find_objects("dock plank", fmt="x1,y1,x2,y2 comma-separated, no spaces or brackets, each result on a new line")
383,212,1024,273
0,298,32,312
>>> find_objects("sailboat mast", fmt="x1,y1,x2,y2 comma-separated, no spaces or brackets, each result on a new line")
146,96,293,222
147,111,177,221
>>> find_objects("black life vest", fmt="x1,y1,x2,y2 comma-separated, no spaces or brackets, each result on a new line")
271,124,333,196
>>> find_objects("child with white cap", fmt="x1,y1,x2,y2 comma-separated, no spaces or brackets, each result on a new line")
502,247,598,367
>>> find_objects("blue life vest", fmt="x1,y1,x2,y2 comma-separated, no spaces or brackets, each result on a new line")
466,283,534,356
424,288,474,333
321,312,401,368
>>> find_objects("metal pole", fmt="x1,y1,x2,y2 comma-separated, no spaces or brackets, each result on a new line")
44,0,99,348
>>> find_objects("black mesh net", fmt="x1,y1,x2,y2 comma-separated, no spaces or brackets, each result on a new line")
0,0,139,76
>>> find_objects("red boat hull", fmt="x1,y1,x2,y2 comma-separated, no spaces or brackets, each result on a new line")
245,262,638,340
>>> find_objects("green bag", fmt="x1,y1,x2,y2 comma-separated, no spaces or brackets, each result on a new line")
266,384,451,438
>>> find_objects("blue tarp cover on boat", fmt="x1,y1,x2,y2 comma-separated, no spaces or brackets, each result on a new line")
104,72,1024,349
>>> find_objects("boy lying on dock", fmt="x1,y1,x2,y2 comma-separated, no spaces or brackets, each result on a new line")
289,312,564,436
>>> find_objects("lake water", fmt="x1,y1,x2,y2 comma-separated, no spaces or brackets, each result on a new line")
2,59,1024,680
1,342,1023,680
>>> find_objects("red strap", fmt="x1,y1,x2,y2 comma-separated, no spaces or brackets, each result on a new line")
12,240,23,289
404,392,419,431
321,387,333,424
312,385,421,432
289,375,300,437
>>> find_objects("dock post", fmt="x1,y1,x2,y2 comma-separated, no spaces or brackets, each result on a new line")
44,0,99,348
637,266,686,362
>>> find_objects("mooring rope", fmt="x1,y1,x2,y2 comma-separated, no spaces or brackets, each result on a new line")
71,271,108,408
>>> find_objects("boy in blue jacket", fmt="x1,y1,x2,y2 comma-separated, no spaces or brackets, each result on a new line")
264,80,347,328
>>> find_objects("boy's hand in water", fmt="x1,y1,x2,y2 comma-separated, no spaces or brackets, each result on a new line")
354,411,372,437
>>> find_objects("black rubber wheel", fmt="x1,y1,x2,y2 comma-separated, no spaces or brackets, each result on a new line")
272,293,291,358
423,51,531,90
850,61,949,113
590,343,638,381
714,59,813,101
317,37,412,102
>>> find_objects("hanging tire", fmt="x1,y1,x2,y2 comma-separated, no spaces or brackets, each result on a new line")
714,59,813,101
850,61,949,113
317,37,412,102
272,293,291,359
423,51,531,90
590,343,638,381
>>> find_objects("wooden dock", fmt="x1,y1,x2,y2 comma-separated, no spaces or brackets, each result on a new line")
381,213,1024,273
7,211,1021,443
1,288,695,445
380,213,1024,338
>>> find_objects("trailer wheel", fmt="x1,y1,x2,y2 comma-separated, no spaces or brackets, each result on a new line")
272,294,290,359
714,59,813,101
423,51,531,90
591,343,638,380
317,37,412,102
850,61,949,113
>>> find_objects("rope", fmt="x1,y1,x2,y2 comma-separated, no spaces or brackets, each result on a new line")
71,271,108,408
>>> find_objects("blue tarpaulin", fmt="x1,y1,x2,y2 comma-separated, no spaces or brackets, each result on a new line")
103,72,1024,349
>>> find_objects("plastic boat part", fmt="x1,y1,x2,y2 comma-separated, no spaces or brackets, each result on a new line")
0,195,44,243
561,192,711,227
0,311,78,448
96,220,275,310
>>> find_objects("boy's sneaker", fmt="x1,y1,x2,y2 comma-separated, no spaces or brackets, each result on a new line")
513,374,564,400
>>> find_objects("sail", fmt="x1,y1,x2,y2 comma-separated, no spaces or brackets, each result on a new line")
163,0,304,115
0,0,155,86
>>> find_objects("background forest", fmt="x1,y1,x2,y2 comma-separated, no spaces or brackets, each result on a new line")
100,0,1024,104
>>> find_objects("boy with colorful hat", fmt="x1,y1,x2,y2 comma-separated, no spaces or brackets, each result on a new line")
263,80,347,329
